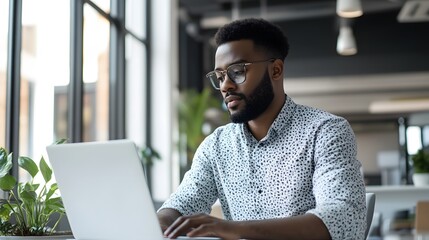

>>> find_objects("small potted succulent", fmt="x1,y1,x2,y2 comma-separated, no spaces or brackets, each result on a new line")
0,140,72,238
411,147,429,186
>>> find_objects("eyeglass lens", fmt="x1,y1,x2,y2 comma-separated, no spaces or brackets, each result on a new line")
208,64,246,89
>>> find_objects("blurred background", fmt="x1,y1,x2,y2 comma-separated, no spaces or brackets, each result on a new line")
177,0,429,187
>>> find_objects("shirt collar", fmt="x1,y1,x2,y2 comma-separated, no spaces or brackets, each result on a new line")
265,95,296,139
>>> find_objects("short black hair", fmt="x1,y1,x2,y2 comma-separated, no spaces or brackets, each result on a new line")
214,18,289,60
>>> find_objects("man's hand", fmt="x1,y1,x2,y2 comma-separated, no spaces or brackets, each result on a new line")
158,208,183,232
164,213,241,240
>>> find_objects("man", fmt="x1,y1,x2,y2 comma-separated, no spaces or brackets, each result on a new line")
158,18,366,240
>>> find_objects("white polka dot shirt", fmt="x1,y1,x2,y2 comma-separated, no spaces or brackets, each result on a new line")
160,95,366,240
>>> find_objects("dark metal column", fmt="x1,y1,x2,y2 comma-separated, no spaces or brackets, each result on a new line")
109,0,126,139
69,0,84,143
145,0,153,192
398,117,410,184
6,0,22,180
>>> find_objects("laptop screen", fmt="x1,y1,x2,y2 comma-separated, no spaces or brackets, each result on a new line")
47,139,164,240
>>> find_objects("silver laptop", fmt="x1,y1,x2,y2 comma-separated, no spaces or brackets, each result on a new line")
46,139,220,240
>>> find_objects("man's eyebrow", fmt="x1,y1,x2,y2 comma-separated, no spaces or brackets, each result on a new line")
214,59,247,71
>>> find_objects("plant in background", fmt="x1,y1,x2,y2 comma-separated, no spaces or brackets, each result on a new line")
0,140,66,236
412,147,429,173
140,145,161,192
177,87,227,179
140,146,161,168
178,87,223,157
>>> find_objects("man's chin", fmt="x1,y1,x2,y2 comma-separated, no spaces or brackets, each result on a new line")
229,110,248,123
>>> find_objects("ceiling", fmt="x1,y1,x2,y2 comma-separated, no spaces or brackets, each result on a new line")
178,0,429,77
178,0,429,121
179,0,405,28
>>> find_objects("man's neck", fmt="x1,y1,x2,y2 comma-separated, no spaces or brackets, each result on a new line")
247,94,286,141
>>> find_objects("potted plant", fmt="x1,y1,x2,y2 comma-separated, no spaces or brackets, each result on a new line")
140,145,161,193
177,87,226,178
411,147,429,186
0,140,72,238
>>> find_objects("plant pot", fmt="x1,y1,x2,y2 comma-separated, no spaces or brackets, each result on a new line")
0,235,73,240
413,173,429,186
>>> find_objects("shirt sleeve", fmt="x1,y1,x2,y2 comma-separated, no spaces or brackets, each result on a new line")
158,135,218,216
306,117,367,240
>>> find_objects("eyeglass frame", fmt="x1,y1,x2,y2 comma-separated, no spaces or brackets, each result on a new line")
206,58,276,90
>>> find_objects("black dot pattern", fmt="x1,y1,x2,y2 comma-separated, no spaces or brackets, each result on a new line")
160,95,366,239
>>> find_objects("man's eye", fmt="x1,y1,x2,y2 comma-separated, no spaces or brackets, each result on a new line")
229,67,244,76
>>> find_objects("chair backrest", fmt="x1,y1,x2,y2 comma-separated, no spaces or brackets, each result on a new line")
365,193,376,239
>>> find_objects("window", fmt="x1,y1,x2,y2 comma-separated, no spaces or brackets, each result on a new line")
125,0,148,148
126,36,147,148
82,4,110,141
3,0,151,190
126,0,146,40
407,126,422,155
19,0,70,182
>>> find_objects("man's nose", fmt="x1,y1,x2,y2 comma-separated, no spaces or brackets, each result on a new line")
220,74,236,92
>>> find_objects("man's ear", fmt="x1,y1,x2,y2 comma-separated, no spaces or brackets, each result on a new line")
271,59,284,81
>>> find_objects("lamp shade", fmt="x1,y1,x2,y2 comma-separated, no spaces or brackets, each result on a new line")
337,0,363,18
337,26,357,56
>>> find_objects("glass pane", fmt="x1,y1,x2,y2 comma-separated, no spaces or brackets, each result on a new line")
407,126,422,155
83,4,110,141
20,0,70,182
0,0,8,148
126,0,146,40
125,35,147,148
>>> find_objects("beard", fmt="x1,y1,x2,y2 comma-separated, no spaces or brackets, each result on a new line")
227,70,274,123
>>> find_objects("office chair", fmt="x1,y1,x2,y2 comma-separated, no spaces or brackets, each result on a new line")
365,193,376,239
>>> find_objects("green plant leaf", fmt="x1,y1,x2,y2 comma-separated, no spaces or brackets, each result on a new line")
46,183,59,200
54,139,67,145
412,149,429,173
18,188,37,203
45,197,65,214
31,183,40,191
2,203,16,212
0,148,7,162
0,150,13,179
20,182,39,192
0,205,12,221
141,146,161,166
18,156,39,178
0,175,16,191
39,157,52,183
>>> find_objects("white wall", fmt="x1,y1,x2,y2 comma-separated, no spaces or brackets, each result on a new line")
354,124,400,175
286,72,429,115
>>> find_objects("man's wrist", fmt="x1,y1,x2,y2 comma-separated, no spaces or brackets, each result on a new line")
231,220,247,239
157,208,182,232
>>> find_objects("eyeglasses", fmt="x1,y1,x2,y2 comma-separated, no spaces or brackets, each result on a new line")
206,59,275,90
